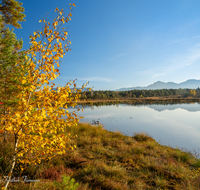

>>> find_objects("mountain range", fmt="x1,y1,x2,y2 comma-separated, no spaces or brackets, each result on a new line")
115,79,200,91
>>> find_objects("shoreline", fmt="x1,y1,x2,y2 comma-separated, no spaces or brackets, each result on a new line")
77,96,200,103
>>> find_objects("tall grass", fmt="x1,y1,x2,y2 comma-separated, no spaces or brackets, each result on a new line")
1,122,200,189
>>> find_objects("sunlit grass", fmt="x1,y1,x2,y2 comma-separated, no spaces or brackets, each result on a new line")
1,122,200,189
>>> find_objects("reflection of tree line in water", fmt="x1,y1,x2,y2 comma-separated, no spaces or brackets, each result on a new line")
49,98,200,110
70,100,200,108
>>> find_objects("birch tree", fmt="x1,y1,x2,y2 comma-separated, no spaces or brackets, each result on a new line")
1,3,90,190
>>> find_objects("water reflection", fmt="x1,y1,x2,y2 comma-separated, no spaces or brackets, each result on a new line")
66,102,200,158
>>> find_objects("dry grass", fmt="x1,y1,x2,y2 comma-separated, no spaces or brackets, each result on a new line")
1,122,200,189
77,96,200,104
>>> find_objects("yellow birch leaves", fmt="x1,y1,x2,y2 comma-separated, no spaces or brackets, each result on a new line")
0,3,90,169
190,89,196,96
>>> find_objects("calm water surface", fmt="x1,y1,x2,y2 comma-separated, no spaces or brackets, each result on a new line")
66,102,200,158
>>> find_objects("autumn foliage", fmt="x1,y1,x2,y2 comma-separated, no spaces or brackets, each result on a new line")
190,89,196,96
0,3,90,190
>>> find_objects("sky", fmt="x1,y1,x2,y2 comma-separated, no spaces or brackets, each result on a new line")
9,0,200,90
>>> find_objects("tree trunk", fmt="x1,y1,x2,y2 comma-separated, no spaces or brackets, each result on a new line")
4,134,19,190
4,92,33,190
3,110,8,144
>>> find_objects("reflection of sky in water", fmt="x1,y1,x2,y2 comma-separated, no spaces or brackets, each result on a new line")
65,103,200,158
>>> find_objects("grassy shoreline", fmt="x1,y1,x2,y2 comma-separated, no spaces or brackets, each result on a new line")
77,96,200,104
1,122,200,190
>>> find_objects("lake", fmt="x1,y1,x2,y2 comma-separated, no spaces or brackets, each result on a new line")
66,102,200,158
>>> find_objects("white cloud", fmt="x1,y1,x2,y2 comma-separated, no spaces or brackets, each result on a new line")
167,35,200,45
164,47,200,71
78,77,112,82
60,76,112,82
140,44,200,79
108,52,131,61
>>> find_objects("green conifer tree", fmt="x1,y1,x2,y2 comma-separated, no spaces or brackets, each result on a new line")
0,0,30,143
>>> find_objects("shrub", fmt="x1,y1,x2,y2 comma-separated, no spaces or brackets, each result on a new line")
133,132,153,142
53,175,79,190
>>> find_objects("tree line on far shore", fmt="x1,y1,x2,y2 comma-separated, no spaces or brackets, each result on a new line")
77,88,200,99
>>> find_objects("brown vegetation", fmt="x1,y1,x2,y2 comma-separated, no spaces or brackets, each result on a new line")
77,95,200,104
1,122,200,189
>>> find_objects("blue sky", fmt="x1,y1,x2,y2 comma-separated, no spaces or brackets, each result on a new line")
11,0,200,90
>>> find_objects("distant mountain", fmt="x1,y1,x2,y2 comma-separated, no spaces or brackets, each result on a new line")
115,79,200,91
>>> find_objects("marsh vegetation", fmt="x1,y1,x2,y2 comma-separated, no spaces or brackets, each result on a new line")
1,122,200,189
